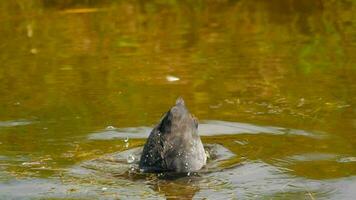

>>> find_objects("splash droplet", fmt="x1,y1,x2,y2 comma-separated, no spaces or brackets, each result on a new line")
106,126,115,130
127,154,135,164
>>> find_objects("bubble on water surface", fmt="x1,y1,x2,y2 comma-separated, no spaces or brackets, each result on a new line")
127,154,135,164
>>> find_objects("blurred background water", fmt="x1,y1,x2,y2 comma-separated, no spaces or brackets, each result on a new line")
0,0,355,199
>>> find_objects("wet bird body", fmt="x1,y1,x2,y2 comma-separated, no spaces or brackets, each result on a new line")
139,98,206,173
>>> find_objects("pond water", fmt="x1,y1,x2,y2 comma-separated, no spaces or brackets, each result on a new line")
0,0,355,199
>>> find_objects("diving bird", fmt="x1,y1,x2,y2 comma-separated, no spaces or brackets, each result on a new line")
139,97,206,173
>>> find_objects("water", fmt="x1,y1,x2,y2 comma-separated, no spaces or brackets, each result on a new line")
0,0,355,199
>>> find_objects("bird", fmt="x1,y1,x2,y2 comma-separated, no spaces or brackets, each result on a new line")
139,97,206,173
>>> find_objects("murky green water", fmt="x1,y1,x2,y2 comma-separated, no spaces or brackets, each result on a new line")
0,0,355,199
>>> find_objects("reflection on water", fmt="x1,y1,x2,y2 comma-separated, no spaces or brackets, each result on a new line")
0,0,355,199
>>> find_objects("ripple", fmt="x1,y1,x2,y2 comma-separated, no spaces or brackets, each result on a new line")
195,161,356,199
281,153,356,164
287,153,339,162
88,120,324,140
0,178,161,200
88,126,152,140
338,157,356,163
67,144,236,180
0,119,33,128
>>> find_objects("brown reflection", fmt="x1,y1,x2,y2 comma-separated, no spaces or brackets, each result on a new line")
151,177,200,200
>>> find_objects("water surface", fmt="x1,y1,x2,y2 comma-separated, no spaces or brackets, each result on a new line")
0,0,355,199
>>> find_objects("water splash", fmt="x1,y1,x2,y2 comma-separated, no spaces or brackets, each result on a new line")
106,126,116,130
127,154,135,164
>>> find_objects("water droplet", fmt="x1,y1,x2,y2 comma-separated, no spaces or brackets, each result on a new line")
124,137,129,143
101,187,107,191
297,98,305,107
205,150,210,159
166,75,180,82
106,126,115,130
127,154,135,164
187,172,191,176
130,166,135,171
